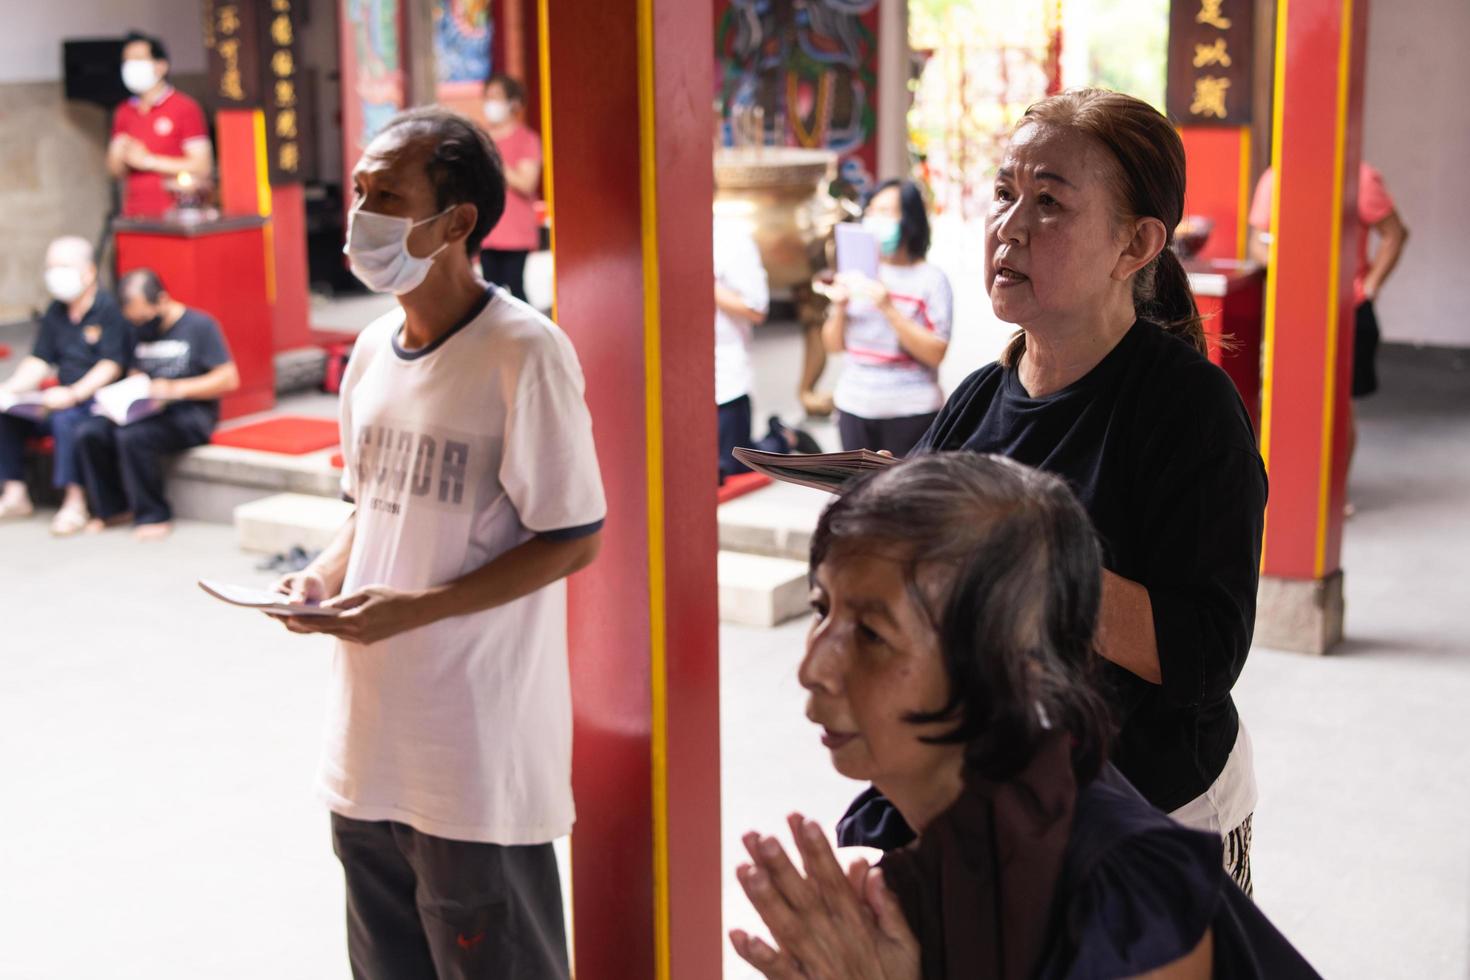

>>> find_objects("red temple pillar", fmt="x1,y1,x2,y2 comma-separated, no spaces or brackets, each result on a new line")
1255,0,1369,653
541,0,722,977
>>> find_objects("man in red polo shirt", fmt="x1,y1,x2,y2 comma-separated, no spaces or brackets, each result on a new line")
107,32,213,218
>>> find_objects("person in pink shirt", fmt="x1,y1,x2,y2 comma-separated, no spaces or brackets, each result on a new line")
1249,163,1410,499
479,74,542,302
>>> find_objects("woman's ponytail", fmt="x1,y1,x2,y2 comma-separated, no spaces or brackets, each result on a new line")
1136,246,1207,355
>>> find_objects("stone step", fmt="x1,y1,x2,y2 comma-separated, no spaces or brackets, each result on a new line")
233,492,355,555
717,479,828,562
167,444,341,524
717,550,810,628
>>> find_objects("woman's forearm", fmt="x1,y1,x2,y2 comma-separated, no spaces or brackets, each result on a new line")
1097,569,1162,684
881,305,947,369
821,306,848,354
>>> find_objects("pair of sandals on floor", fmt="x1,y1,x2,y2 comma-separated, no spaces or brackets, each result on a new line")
0,497,128,537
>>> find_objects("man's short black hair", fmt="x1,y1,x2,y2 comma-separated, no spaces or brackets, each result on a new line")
377,107,506,258
119,267,166,304
123,31,168,63
483,73,527,105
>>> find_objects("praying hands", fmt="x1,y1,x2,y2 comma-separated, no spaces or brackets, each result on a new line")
729,813,919,980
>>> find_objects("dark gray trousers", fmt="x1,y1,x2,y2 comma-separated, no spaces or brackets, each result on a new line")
330,813,570,980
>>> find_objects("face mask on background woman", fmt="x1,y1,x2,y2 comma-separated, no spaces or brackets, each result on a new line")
483,100,511,126
863,216,902,258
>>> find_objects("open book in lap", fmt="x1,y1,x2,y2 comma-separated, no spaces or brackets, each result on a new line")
731,447,899,494
91,374,164,426
0,391,49,423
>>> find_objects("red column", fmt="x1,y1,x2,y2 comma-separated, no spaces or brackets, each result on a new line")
1181,126,1253,261
541,0,721,977
1256,0,1368,652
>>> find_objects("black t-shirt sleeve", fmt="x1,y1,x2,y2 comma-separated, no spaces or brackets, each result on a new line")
1134,370,1267,709
190,314,233,372
1058,822,1223,976
97,298,132,369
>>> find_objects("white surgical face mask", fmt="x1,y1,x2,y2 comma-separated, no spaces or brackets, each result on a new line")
343,206,453,295
483,99,511,125
121,59,159,95
45,266,86,303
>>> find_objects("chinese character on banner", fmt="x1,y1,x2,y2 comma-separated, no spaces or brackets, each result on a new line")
1190,76,1231,118
221,70,244,102
279,142,300,174
271,14,293,47
217,4,240,36
1197,0,1232,29
1193,38,1232,68
275,80,297,108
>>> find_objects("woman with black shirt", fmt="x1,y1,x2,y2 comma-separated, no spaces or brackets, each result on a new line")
728,455,1311,978
841,89,1268,891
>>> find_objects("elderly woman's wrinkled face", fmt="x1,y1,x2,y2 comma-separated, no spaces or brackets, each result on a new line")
986,122,1130,327
799,551,963,794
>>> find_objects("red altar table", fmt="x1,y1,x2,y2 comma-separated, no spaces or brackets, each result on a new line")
1188,258,1265,431
114,216,276,421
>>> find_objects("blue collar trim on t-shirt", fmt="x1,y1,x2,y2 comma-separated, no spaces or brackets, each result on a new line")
391,286,495,361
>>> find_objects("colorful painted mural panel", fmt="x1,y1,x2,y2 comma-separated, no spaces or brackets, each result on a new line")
716,0,881,193
435,0,494,87
343,0,406,151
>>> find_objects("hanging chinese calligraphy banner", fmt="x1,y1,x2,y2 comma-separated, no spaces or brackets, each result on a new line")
202,0,313,184
261,0,310,184
1166,0,1254,126
204,0,263,107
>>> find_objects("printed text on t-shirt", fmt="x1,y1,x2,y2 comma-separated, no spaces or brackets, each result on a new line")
356,423,471,510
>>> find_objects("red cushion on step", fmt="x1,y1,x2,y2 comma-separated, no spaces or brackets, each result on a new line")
717,471,771,504
210,416,340,455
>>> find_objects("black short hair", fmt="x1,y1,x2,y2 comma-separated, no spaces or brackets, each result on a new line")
810,452,1114,784
119,267,166,304
123,31,168,63
378,107,506,258
483,73,527,105
864,178,931,260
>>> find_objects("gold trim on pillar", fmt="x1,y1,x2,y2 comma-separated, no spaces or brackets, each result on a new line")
537,0,557,321
1259,0,1289,474
1313,0,1355,577
635,0,672,976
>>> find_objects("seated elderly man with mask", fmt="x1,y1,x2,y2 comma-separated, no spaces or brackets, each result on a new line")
0,236,130,534
74,268,238,540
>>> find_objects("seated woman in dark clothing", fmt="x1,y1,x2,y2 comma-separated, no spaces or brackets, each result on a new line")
728,454,1317,979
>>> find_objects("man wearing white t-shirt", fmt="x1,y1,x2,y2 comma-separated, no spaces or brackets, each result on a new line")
274,107,604,979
